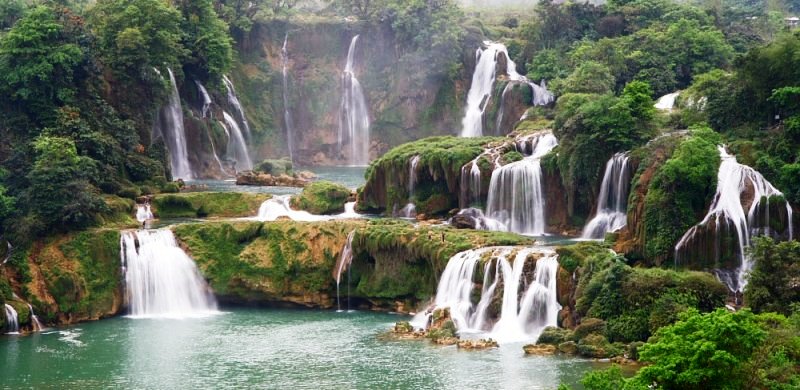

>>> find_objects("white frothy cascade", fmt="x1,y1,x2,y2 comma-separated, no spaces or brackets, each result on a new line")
655,92,680,111
4,304,19,334
27,303,43,331
399,155,421,218
461,42,553,137
221,111,253,171
160,68,193,180
582,153,632,239
282,33,295,162
338,35,370,166
675,146,794,292
334,231,356,311
195,80,212,118
412,247,561,344
136,204,154,224
222,75,251,141
484,132,558,235
121,230,218,319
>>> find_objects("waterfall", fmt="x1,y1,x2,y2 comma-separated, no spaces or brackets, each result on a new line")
221,111,253,171
222,75,251,140
582,153,632,239
256,195,330,222
399,155,421,218
675,146,794,292
195,80,212,118
282,33,295,162
461,42,554,137
120,230,218,318
136,204,154,224
160,68,193,180
484,132,558,235
411,247,561,344
334,231,355,311
2,239,11,265
459,160,483,208
338,35,370,166
27,303,43,332
655,92,680,111
4,304,19,334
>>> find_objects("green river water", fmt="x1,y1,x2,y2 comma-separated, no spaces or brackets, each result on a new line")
1,308,599,389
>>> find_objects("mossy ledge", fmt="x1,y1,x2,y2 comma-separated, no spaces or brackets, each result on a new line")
151,192,271,219
173,219,532,311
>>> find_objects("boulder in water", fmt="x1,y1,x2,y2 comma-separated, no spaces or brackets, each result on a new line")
523,344,557,355
290,181,351,214
457,338,499,350
236,171,309,187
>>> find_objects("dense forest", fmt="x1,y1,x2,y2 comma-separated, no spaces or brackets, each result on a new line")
1,0,799,388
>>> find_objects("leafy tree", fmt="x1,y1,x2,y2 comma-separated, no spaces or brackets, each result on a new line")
0,0,27,30
0,6,84,123
557,61,615,95
176,0,233,81
745,237,800,315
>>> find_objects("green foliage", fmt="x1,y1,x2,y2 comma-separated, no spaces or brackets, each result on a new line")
557,61,615,95
176,0,233,81
290,181,350,215
745,237,800,315
152,192,270,218
255,159,293,176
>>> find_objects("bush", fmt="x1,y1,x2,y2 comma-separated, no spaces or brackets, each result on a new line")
290,181,350,215
255,159,293,175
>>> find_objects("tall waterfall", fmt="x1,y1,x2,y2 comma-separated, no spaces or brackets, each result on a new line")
195,80,212,118
582,153,632,239
221,112,253,171
282,33,295,162
460,160,483,208
411,247,561,344
334,231,355,311
461,42,554,137
4,304,19,334
120,230,218,318
484,132,558,235
161,68,193,180
222,75,251,140
398,155,421,218
675,146,794,292
338,35,370,166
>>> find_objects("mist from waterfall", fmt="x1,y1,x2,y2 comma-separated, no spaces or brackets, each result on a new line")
461,42,554,137
338,35,371,166
282,33,295,162
120,230,219,319
221,111,253,172
160,68,193,180
675,146,794,292
582,153,632,239
484,132,558,235
411,247,561,344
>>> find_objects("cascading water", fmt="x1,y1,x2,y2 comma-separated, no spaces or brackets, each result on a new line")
136,204,154,225
399,155,421,218
484,132,558,235
222,111,253,171
461,42,554,137
338,35,370,166
4,304,19,334
582,153,632,239
120,230,218,318
195,80,212,118
333,231,355,311
281,33,295,162
655,92,680,111
675,146,794,292
160,68,193,180
27,303,43,331
411,247,561,344
460,160,483,208
222,75,251,140
255,196,362,222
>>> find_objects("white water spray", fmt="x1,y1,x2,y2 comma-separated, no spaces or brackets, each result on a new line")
334,231,355,311
4,304,19,334
582,153,632,239
222,75,251,140
655,92,680,111
160,68,193,180
338,35,370,166
222,111,253,172
195,80,212,118
399,155,421,218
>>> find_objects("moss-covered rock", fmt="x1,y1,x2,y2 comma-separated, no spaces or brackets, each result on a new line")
255,159,293,175
290,181,351,215
536,326,574,345
152,192,270,218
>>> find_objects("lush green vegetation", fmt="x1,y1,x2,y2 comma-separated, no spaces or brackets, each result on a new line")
745,237,800,316
152,192,270,218
290,181,350,215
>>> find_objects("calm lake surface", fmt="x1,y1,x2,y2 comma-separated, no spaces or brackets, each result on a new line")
0,308,599,389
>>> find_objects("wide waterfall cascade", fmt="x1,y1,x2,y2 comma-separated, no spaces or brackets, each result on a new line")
675,146,794,292
399,155,421,218
27,303,43,332
334,231,356,311
121,230,219,319
461,42,554,137
411,247,562,344
484,132,559,235
256,196,331,222
655,92,680,111
161,68,193,180
281,33,295,162
4,304,19,334
222,111,253,171
222,75,251,140
195,80,212,118
338,35,370,166
582,153,633,239
136,204,154,224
